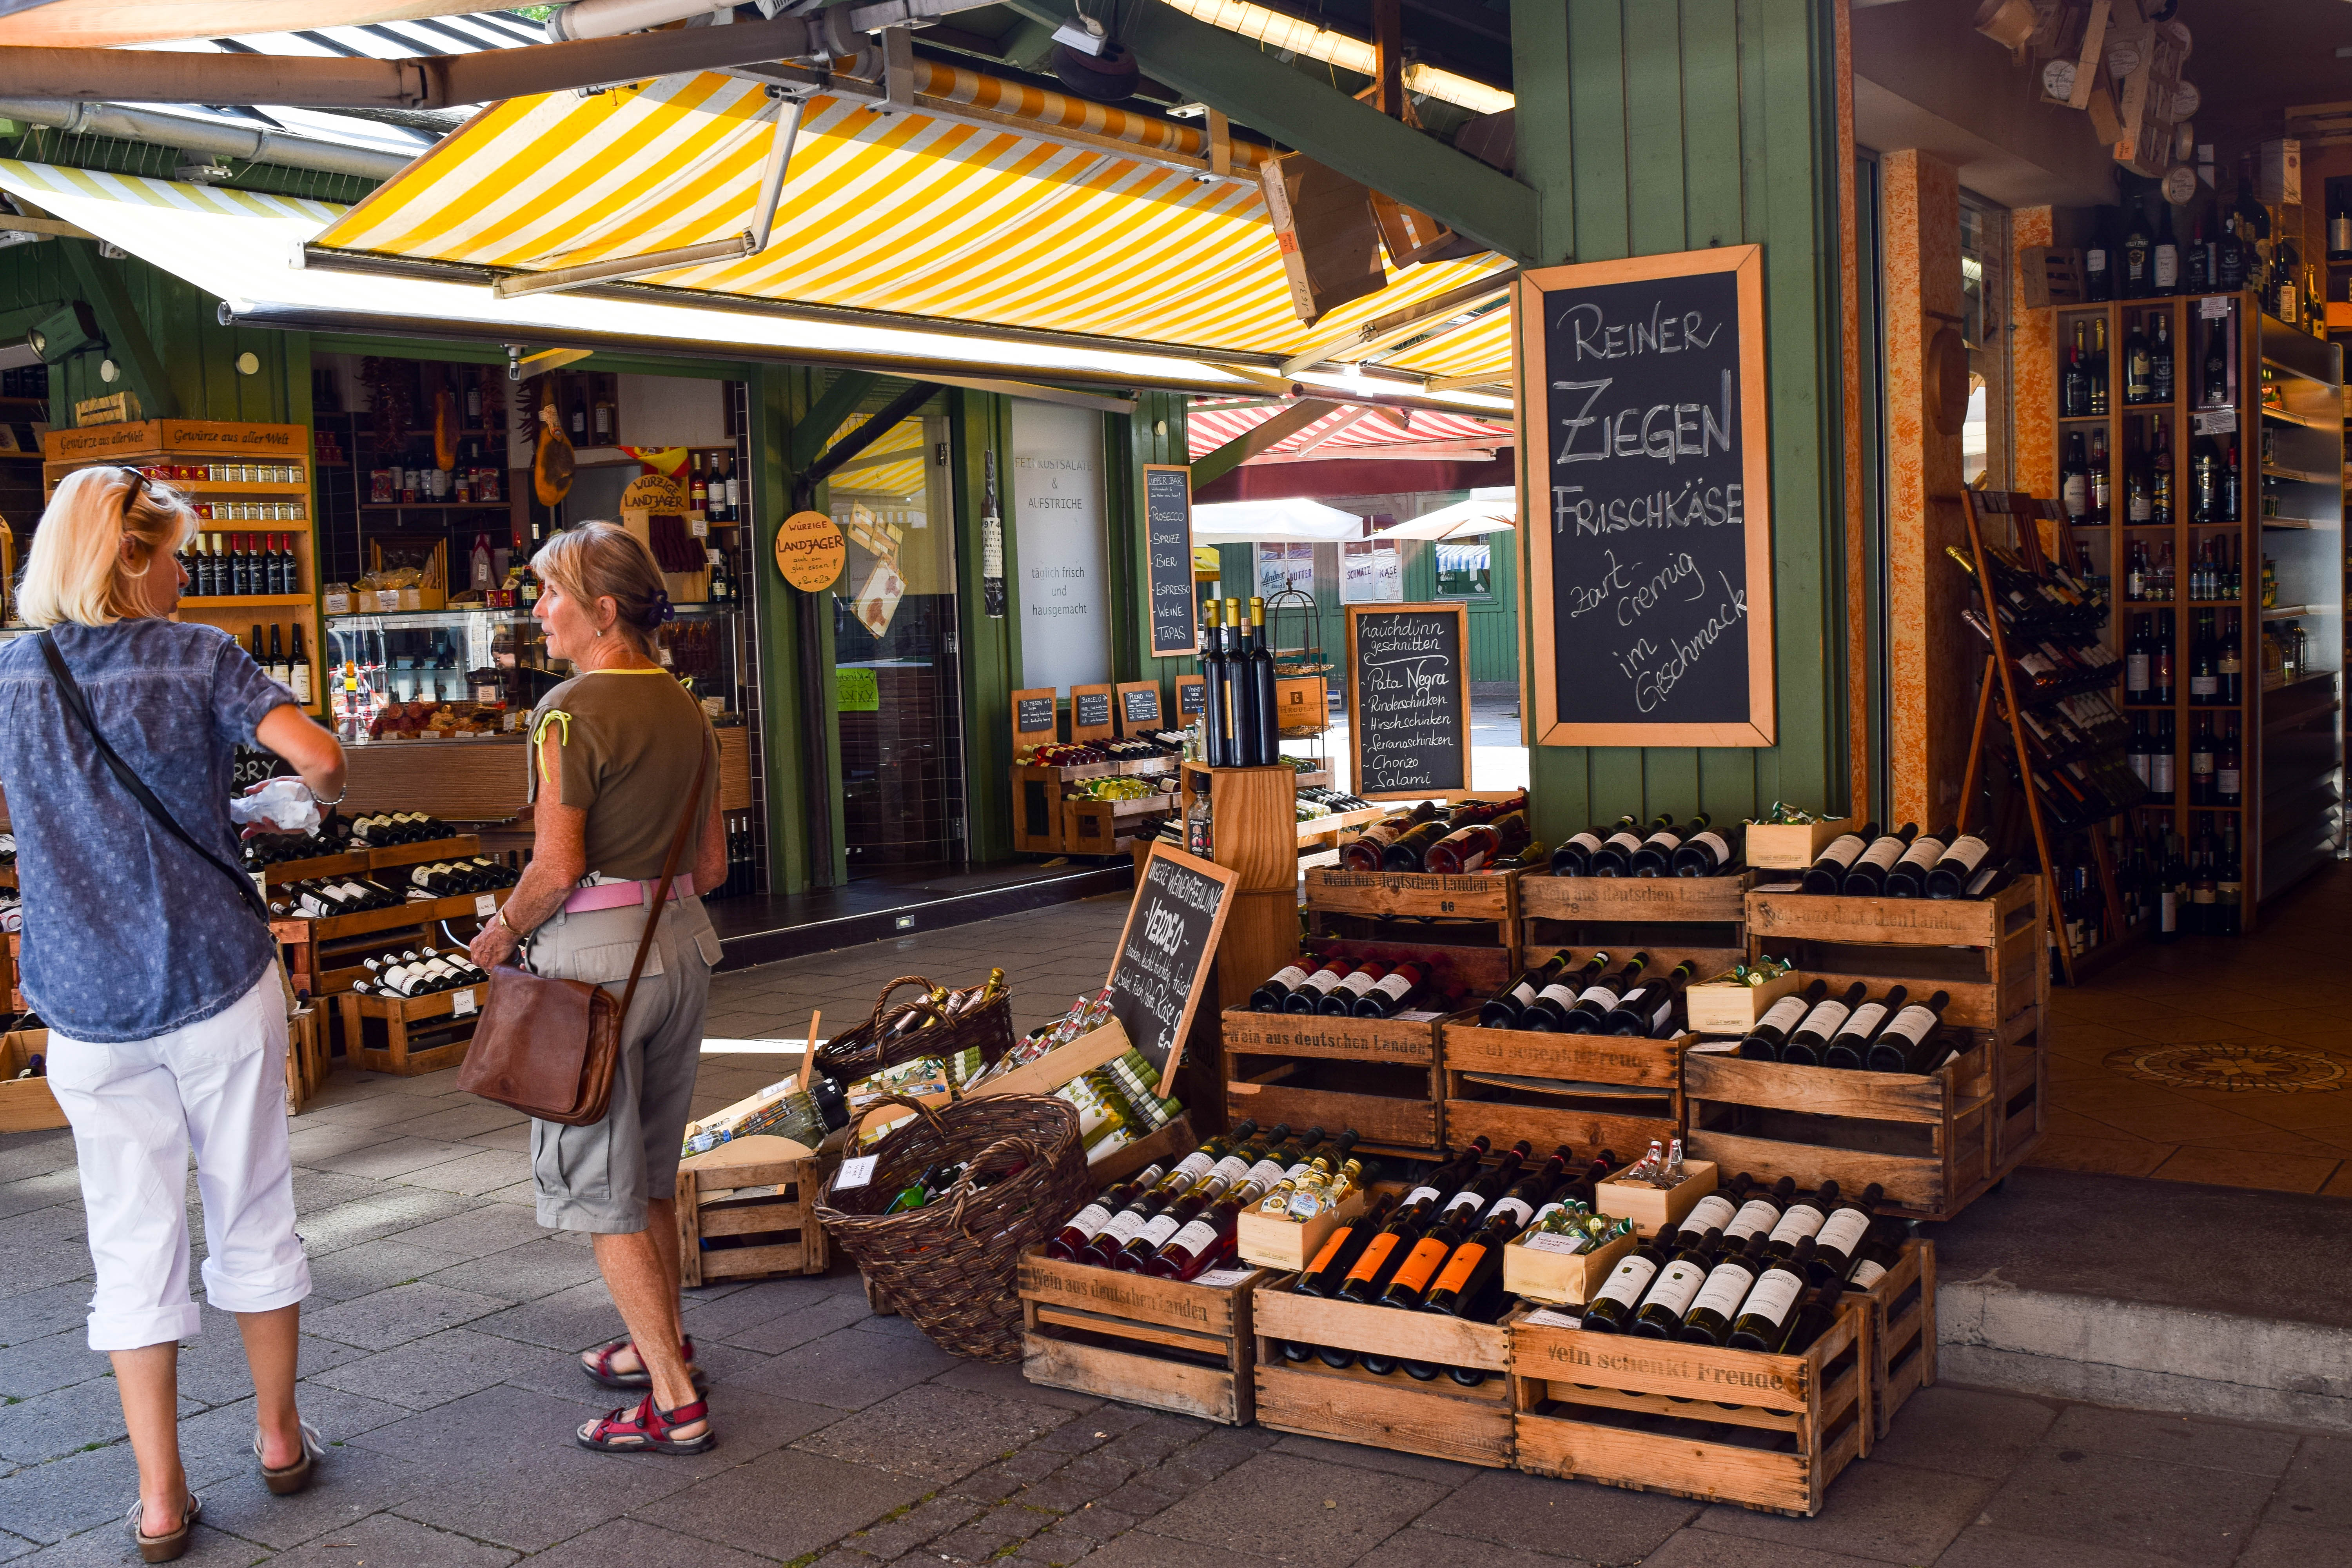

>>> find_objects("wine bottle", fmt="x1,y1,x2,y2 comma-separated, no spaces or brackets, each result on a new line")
1045,1162,1169,1261
1577,1230,1682,1334
1552,815,1635,877
1291,1189,1401,1298
1763,1181,1840,1260
1922,831,1993,899
1601,959,1695,1038
1217,599,1250,768
1840,823,1919,895
1666,1173,1750,1254
1112,1173,1234,1271
1250,962,1317,1012
1282,964,1350,1014
1380,820,1448,873
1880,825,1953,899
1517,950,1611,1033
1333,1140,1492,1303
1737,979,1827,1059
1247,597,1279,768
1726,1238,1818,1350
1630,1226,1726,1338
1318,963,1387,1016
1257,1133,1360,1216
1864,989,1954,1073
1558,954,1649,1035
1629,813,1704,877
1777,982,1867,1065
1809,1182,1885,1279
1846,1224,1904,1288
1424,822,1503,875
1801,821,1877,893
1721,1175,1797,1248
1354,961,1425,1019
1148,1137,1310,1281
1198,601,1231,768
1670,818,1740,877
1380,1145,1555,1309
1481,949,1580,1029
1676,1232,1773,1345
1591,815,1670,877
1417,1171,1555,1317
1819,985,1906,1071
1778,1282,1849,1355
1081,1122,1264,1264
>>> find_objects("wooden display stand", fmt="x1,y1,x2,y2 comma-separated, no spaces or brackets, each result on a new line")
1252,1278,1516,1468
0,1029,64,1133
675,1134,829,1285
337,983,484,1076
1019,1250,1267,1426
1224,1003,1444,1157
1508,1294,1869,1517
1064,791,1174,859
44,421,325,718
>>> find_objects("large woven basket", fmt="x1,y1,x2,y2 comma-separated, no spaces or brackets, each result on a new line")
813,975,1016,1086
815,1091,1091,1362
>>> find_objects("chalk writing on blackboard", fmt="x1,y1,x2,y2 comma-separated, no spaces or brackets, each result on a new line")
1348,605,1468,799
1103,846,1236,1088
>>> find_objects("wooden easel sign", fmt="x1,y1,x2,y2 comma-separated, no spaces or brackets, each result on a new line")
1519,245,1777,747
1104,844,1239,1094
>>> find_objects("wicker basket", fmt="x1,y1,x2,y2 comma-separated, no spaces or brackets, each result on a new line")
816,1091,1091,1362
813,975,1016,1086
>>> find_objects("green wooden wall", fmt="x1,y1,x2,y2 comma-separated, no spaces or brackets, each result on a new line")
1512,0,1851,842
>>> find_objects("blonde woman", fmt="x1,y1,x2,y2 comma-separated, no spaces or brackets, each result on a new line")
465,521,725,1455
0,465,345,1561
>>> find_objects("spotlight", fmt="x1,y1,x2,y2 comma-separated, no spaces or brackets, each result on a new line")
26,301,99,362
1051,14,1137,102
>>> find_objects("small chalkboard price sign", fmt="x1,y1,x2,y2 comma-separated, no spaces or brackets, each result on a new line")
1069,684,1116,742
1142,464,1198,659
1176,675,1206,717
1519,245,1775,746
1011,688,1059,755
1345,603,1471,800
1103,844,1237,1090
1116,681,1163,735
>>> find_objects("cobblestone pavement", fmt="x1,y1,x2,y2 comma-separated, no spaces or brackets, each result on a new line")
2,897,2347,1565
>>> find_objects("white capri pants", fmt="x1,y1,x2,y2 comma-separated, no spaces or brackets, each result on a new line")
45,967,311,1351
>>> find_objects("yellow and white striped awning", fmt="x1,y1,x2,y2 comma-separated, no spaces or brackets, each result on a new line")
311,64,1515,383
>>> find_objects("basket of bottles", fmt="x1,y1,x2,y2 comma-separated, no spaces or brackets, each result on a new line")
817,1090,1093,1362
813,973,1017,1087
1016,1122,1351,1424
336,944,497,1076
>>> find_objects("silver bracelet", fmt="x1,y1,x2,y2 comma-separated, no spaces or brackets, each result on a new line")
309,784,348,808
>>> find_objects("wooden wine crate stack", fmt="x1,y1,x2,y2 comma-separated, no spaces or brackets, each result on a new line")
1507,1292,1871,1517
1512,867,1755,990
1252,1278,1517,1468
336,978,488,1076
1683,878,2045,1223
1019,1249,1268,1426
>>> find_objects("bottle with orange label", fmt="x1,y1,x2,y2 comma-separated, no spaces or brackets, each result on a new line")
1326,1140,1492,1309
1277,1190,1400,1364
1379,1145,1566,1311
1414,1150,1575,1317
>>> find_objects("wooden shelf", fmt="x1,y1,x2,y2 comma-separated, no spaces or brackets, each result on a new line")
178,595,314,609
171,480,310,495
2263,465,2335,485
2261,405,2336,431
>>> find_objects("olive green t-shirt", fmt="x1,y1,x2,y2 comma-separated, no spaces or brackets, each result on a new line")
527,667,719,882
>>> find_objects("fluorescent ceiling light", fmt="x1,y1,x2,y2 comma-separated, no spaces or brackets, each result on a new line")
1160,0,1514,116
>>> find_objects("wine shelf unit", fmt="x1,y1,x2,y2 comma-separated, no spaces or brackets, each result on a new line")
1438,1020,1687,1175
0,1028,64,1133
1018,1248,1268,1426
1862,1238,1936,1443
1506,1292,1869,1517
255,832,491,886
1252,1277,1517,1468
2039,291,2344,932
41,421,326,719
337,982,485,1076
675,1134,829,1286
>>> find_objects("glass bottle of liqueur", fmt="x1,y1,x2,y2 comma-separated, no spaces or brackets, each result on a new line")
1045,1163,1170,1260
1863,989,1954,1073
1552,814,1635,876
2150,417,2174,526
2087,428,2111,525
1333,1140,1495,1305
2201,317,2230,407
1726,1238,1821,1351
2083,211,2113,301
1737,979,1828,1059
2151,613,2176,704
2188,612,2221,706
1671,817,1739,877
1776,982,1867,1066
1280,962,1350,1014
1380,1145,1559,1308
1577,1229,1683,1333
1820,985,1907,1070
1517,951,1613,1033
1587,814,1668,877
2153,202,2180,296
2124,437,2154,528
1602,959,1696,1038
2146,714,2176,805
1880,826,1952,899
2123,313,2153,403
1557,954,1650,1035
2087,318,2110,414
1217,598,1254,766
2150,313,2174,401
2060,321,2090,417
1481,949,1586,1029
1800,821,1876,893
1197,601,1231,768
2216,720,2242,808
1626,813,1703,877
1245,598,1279,767
1354,960,1425,1019
1676,1232,1774,1345
1838,822,1918,895
1276,1149,1368,1220
2122,199,2152,297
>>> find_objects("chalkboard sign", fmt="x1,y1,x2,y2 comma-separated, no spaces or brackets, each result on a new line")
231,746,285,791
1142,464,1198,659
1011,688,1058,757
1016,695,1056,733
1074,690,1112,730
1103,844,1237,1089
1520,247,1776,746
1345,603,1471,800
1176,675,1206,716
1117,681,1162,732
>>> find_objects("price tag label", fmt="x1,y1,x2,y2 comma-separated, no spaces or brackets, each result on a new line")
1523,1308,1584,1329
1191,1267,1257,1288
252,872,270,904
2192,407,2238,435
2200,295,2230,319
835,1154,878,1191
691,517,709,538
451,987,476,1016
474,894,498,917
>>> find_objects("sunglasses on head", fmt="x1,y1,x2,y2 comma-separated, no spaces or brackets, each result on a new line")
116,466,151,521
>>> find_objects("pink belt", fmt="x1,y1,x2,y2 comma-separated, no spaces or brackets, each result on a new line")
562,875,695,915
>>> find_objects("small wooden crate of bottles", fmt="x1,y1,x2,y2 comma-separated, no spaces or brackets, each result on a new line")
1439,1005,1690,1171
336,980,487,1076
1512,868,1753,996
1250,1276,1517,1468
0,1028,65,1133
1505,1290,1871,1517
675,1134,830,1285
1858,1236,1935,1441
1018,1247,1270,1426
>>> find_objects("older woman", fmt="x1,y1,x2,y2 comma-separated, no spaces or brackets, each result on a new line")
0,465,345,1562
466,521,725,1455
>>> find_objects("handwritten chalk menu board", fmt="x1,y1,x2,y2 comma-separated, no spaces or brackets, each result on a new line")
1520,246,1776,746
1104,845,1237,1089
1345,603,1471,800
1011,688,1059,755
1142,464,1198,659
1118,681,1163,733
1176,675,1205,717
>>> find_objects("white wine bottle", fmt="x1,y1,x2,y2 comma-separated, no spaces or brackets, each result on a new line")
1800,821,1876,893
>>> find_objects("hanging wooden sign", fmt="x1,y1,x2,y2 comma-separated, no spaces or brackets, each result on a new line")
1519,245,1777,748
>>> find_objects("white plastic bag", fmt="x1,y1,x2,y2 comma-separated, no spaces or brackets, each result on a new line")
230,775,321,834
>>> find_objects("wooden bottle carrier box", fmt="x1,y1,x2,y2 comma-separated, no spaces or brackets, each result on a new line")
1693,879,2046,1221
1064,790,1177,859
0,1028,65,1133
1251,1277,1517,1468
1512,869,1752,991
1860,1237,1936,1440
1018,1249,1268,1426
1507,1292,1869,1517
1440,1016,1688,1172
336,976,491,1076
675,1133,830,1285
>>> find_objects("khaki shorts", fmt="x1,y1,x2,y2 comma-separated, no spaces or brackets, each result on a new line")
523,893,721,1234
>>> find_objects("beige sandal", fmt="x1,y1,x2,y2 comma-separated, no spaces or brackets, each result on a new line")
256,1419,324,1496
125,1492,199,1563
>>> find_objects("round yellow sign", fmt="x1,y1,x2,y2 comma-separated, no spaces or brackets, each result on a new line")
773,509,846,592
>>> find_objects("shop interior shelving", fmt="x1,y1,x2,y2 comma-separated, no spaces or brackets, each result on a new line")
2051,289,2345,933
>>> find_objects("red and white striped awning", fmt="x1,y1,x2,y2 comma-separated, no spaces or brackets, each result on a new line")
1188,401,1513,463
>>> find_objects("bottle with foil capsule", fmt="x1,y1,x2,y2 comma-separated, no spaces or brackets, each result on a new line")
1354,961,1424,1019
1629,813,1704,877
1318,963,1388,1016
1481,949,1583,1029
1552,815,1635,875
1331,1140,1493,1305
1385,1146,1568,1311
1281,963,1350,1014
1245,597,1279,766
1558,954,1649,1034
1516,950,1611,1032
1197,601,1231,768
1045,1163,1169,1261
1801,821,1877,893
1589,814,1668,876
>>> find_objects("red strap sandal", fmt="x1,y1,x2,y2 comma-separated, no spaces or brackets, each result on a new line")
581,1335,702,1392
576,1393,714,1456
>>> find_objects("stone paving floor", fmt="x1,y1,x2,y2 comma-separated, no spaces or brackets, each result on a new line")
2,895,2347,1566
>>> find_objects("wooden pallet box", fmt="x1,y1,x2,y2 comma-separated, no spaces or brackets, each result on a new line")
336,984,484,1076
1742,879,2043,1033
1019,1248,1266,1425
1224,1003,1444,1156
676,1133,829,1285
1440,1018,1687,1169
1742,819,1864,871
1682,1036,1998,1222
0,1029,64,1133
1252,1276,1516,1467
1508,1293,1870,1516
1860,1238,1936,1444
285,1005,330,1114
1519,870,1753,926
1303,866,1522,924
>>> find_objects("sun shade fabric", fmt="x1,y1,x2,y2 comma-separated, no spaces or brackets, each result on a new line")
1191,497,1363,544
308,70,1514,373
820,416,928,499
1187,403,1510,460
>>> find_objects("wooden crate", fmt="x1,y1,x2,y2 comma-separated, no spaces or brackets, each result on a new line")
1519,870,1753,927
1508,1294,1870,1517
1592,1160,1720,1238
676,1133,829,1285
1440,1018,1686,1170
285,1005,330,1114
1685,969,1804,1035
1236,1187,1367,1272
1020,1248,1266,1425
1742,818,1863,872
1011,764,1085,854
1682,1034,2000,1223
1303,866,1523,924
1064,793,1174,858
1225,1002,1443,1156
305,886,512,944
0,1028,64,1133
336,984,483,1076
1502,1229,1637,1306
1861,1238,1936,1445
1252,1276,1516,1467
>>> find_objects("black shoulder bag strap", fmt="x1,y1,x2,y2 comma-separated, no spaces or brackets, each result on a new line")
38,630,276,930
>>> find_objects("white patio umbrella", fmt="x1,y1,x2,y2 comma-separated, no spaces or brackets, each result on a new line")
1190,497,1364,544
1378,492,1517,541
